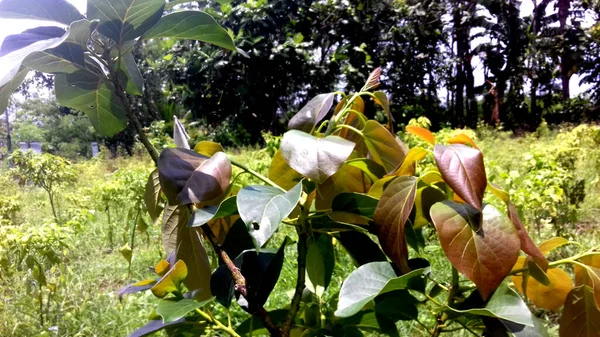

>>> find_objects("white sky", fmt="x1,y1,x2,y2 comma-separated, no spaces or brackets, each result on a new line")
0,0,593,101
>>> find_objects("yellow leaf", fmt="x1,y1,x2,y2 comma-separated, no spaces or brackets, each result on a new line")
538,237,570,255
447,133,478,149
406,126,436,145
154,260,170,276
194,141,224,157
390,147,427,176
151,260,188,298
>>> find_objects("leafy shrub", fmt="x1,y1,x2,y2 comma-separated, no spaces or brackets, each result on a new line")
0,196,20,226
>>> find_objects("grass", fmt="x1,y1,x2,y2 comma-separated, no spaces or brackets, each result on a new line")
0,124,599,336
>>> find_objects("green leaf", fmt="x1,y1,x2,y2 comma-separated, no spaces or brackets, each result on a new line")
362,120,406,173
306,234,335,296
157,149,232,206
281,130,355,183
55,70,128,136
120,243,132,263
337,231,387,266
87,0,165,44
434,144,487,210
430,201,520,299
345,158,386,182
335,261,426,317
559,285,600,337
177,226,212,301
189,196,237,227
339,310,399,336
374,290,419,321
413,185,446,228
145,169,163,222
0,0,84,25
118,51,144,95
143,11,236,51
332,192,378,218
443,283,535,326
288,93,335,133
237,181,302,248
373,176,417,274
211,264,236,308
0,66,28,115
156,299,203,323
501,315,550,337
23,20,98,74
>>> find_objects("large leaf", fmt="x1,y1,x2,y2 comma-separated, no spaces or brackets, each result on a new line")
332,192,378,219
0,0,84,25
177,226,212,301
117,51,144,95
158,149,232,206
391,147,428,176
0,66,28,115
128,318,186,337
87,0,165,45
339,310,399,336
161,205,190,253
288,93,335,133
156,299,203,323
236,181,302,248
22,20,97,75
315,163,371,210
143,11,236,51
281,130,354,183
189,196,237,228
362,120,406,173
434,144,487,210
430,201,520,299
55,70,128,136
373,176,417,274
145,169,163,221
306,234,335,296
335,261,426,317
444,283,535,327
268,149,303,190
337,231,387,266
559,285,600,337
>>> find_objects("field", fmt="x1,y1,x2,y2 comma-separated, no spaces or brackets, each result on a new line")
0,124,599,337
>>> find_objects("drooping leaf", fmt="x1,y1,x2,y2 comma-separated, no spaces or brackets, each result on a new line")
430,202,520,299
332,192,378,219
151,260,188,298
120,243,132,263
444,283,535,326
362,120,406,173
116,51,144,95
143,11,236,51
173,116,190,149
189,196,237,228
306,234,335,296
373,176,417,274
335,261,426,317
237,181,302,248
500,315,550,337
128,318,186,337
337,231,387,266
194,141,224,157
508,204,549,270
559,285,600,337
55,70,128,136
538,237,570,255
87,0,165,45
0,0,84,25
362,67,381,91
156,299,203,323
288,93,335,133
390,147,428,177
434,144,487,210
145,170,163,221
268,149,303,190
511,257,573,311
158,149,232,206
281,130,354,183
161,205,190,253
177,227,212,301
0,66,28,115
406,126,436,145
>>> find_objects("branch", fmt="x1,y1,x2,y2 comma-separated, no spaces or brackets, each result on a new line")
281,231,308,336
200,224,283,336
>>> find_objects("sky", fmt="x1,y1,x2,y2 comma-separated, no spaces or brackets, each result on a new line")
0,0,593,100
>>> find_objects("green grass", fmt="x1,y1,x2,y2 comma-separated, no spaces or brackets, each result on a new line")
0,124,599,336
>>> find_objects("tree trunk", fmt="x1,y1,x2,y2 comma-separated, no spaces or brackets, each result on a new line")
453,2,466,127
558,0,571,100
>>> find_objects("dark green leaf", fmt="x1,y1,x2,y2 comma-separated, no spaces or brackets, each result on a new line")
119,51,144,95
157,299,203,323
0,0,84,25
339,310,399,336
373,176,417,274
143,11,236,51
189,196,237,228
306,234,335,296
87,0,165,44
55,70,128,136
211,264,236,308
288,93,335,133
332,192,378,218
281,130,355,183
404,223,425,253
345,158,386,182
430,201,520,299
337,231,387,266
157,148,232,206
374,290,419,321
237,182,302,248
235,309,289,335
145,169,163,221
220,218,255,260
434,144,487,210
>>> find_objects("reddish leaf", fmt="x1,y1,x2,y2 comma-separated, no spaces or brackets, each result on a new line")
145,169,163,221
288,93,335,133
447,133,478,149
508,203,548,270
559,285,600,337
434,144,487,211
158,149,232,206
430,201,520,299
373,176,418,274
362,67,381,91
406,126,436,145
372,91,394,132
